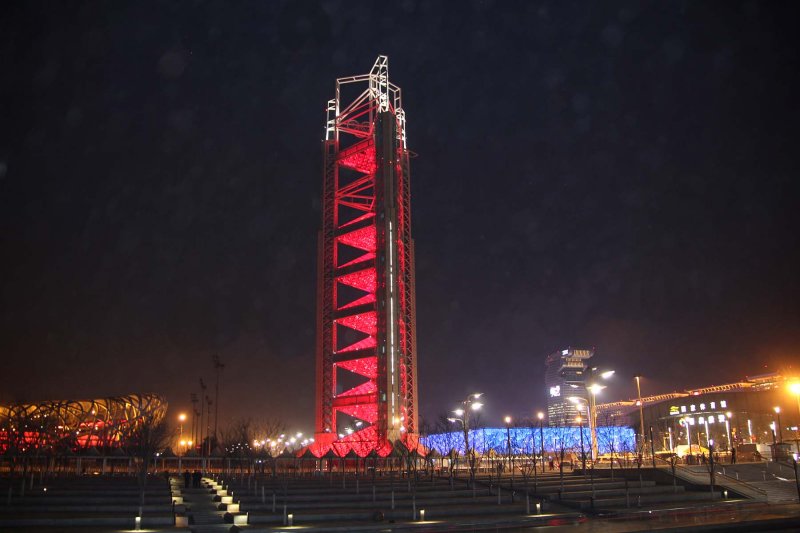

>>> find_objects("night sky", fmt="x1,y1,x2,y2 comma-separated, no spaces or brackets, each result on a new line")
2,1,799,432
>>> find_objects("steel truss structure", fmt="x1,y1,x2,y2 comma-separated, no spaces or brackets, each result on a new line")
311,56,419,457
0,393,167,451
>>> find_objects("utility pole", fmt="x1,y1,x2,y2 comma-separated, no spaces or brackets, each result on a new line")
212,354,225,444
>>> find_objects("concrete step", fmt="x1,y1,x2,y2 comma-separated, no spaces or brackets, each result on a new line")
190,513,225,525
240,495,507,511
0,504,175,513
566,490,721,510
750,481,800,503
0,514,174,528
559,485,686,499
234,488,488,504
191,525,240,533
247,502,528,524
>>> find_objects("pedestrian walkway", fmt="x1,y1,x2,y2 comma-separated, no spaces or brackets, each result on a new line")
713,462,800,503
181,477,228,533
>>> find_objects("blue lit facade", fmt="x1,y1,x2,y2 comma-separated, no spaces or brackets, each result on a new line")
421,426,635,455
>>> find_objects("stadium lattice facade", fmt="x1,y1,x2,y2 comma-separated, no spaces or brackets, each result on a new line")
0,393,167,452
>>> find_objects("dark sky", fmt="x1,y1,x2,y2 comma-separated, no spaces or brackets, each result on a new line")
2,1,799,432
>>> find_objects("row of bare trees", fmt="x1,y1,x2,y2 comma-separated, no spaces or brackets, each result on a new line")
216,416,287,470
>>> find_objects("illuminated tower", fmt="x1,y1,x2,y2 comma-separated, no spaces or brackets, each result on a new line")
312,56,418,456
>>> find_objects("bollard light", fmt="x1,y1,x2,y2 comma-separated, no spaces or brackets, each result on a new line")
419,509,425,521
287,513,294,526
134,516,141,531
536,502,542,514
724,490,728,499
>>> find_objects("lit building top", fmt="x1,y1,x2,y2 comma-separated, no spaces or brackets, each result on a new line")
596,372,797,418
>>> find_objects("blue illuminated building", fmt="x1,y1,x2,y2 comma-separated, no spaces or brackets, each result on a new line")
421,426,635,455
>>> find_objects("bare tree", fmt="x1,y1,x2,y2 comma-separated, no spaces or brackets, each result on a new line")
220,418,254,475
429,414,462,476
550,427,578,495
252,417,286,444
123,415,171,518
515,423,539,513
465,411,484,489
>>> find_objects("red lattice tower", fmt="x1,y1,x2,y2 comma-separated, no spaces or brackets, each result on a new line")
311,56,419,457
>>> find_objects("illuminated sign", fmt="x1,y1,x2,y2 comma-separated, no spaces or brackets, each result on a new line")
669,406,680,416
549,385,561,398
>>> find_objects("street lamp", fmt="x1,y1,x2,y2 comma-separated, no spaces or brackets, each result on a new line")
680,417,692,452
537,412,545,472
576,415,586,471
725,412,732,452
587,383,605,460
178,413,187,454
634,375,645,450
568,396,593,460
580,367,614,461
449,393,483,486
504,416,513,480
790,382,800,454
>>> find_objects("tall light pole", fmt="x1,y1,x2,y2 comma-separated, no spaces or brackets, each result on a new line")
190,393,198,447
504,416,513,480
587,384,605,460
668,426,674,453
537,412,545,473
568,397,593,460
212,354,225,444
680,417,692,451
634,375,645,450
725,412,732,452
448,393,483,486
199,379,207,456
576,415,586,472
583,368,613,461
774,406,783,443
789,382,800,454
178,413,186,449
206,395,213,456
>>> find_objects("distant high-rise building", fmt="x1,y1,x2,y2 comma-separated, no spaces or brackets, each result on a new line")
545,347,594,426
